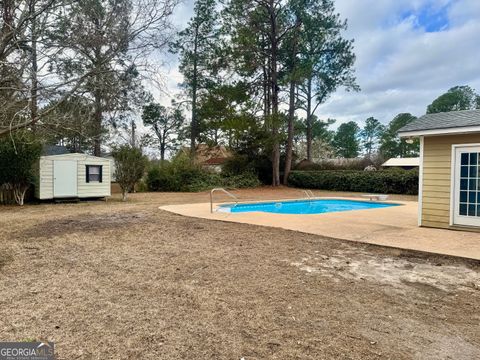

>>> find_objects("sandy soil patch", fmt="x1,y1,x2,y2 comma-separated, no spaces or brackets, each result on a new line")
0,189,478,360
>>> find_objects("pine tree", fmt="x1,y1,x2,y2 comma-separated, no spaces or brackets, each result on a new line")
360,117,385,157
295,0,358,162
170,0,223,157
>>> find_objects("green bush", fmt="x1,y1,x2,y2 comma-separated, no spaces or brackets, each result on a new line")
222,173,260,189
294,157,385,171
222,155,253,176
0,132,42,205
112,145,148,201
146,155,260,192
288,169,418,195
223,153,273,184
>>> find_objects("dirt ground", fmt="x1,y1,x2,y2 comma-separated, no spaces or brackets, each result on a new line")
0,188,479,360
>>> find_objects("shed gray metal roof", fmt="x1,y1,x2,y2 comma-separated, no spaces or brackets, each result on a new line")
42,145,70,156
398,109,480,134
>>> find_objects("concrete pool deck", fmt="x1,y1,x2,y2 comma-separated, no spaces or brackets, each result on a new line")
161,198,480,261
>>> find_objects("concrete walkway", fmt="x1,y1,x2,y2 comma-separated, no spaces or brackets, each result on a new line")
161,198,480,260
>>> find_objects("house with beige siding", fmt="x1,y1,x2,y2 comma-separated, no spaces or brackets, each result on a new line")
399,109,480,230
35,149,111,200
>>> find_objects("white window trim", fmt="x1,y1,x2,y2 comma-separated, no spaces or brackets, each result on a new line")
87,165,102,183
399,126,480,138
450,143,480,226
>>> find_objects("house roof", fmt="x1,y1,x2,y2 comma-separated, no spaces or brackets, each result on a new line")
178,144,232,164
398,109,480,137
382,157,420,167
203,157,228,165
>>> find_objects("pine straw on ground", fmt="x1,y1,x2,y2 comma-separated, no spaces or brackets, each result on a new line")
0,190,478,360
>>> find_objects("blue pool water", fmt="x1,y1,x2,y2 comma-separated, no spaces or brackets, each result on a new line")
219,199,399,215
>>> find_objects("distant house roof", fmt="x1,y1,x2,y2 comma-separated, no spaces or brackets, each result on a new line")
203,157,228,166
178,144,232,164
382,157,420,167
42,145,70,156
398,109,480,137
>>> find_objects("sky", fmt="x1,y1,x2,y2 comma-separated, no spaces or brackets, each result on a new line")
158,0,480,129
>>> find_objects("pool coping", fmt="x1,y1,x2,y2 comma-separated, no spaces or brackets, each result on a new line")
160,197,480,261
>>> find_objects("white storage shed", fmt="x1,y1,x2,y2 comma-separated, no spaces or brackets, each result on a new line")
35,153,111,200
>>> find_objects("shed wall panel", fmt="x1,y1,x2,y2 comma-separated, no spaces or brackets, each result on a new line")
37,154,111,199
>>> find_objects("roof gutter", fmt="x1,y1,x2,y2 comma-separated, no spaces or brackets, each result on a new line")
398,125,480,138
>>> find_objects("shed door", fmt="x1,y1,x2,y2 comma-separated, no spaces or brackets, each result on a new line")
53,160,78,197
453,146,480,227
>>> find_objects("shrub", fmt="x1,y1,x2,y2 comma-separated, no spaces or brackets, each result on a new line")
0,132,42,205
223,154,272,185
222,155,253,176
288,169,418,195
146,155,260,192
222,172,260,189
294,155,386,172
294,158,376,171
112,145,148,201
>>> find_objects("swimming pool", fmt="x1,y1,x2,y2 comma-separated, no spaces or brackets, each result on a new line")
218,199,399,215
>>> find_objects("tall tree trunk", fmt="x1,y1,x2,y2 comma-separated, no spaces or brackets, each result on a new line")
130,119,136,147
262,57,271,127
284,22,300,185
29,1,38,133
283,79,296,185
306,77,313,162
269,2,280,187
93,89,102,156
93,48,103,156
160,144,165,162
190,27,199,159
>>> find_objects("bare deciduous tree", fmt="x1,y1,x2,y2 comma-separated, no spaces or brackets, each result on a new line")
0,0,180,153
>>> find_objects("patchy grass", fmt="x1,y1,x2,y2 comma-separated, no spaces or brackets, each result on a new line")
19,211,152,239
0,251,12,271
0,190,478,360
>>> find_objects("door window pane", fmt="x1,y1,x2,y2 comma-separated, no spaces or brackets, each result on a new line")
459,152,480,218
469,191,477,203
469,179,477,190
468,204,476,216
470,166,478,177
470,153,478,165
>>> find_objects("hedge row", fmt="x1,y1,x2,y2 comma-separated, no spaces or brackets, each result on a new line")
287,170,418,195
146,166,260,192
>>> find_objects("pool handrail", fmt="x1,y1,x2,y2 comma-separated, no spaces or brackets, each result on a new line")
210,188,239,213
303,189,315,200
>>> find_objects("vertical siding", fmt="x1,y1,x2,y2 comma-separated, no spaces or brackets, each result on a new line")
38,159,54,199
422,134,480,228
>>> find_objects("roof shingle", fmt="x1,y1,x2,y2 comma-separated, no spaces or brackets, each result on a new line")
398,109,480,134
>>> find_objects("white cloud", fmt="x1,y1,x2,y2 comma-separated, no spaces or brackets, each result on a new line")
316,0,480,127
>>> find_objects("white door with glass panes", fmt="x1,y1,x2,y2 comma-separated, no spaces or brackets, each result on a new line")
453,145,480,227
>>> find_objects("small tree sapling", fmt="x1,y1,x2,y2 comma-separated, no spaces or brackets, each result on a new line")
112,145,147,201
